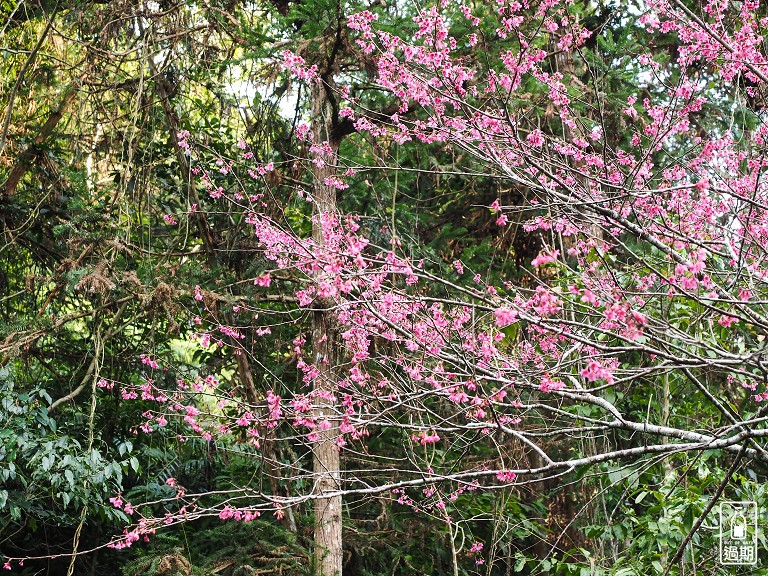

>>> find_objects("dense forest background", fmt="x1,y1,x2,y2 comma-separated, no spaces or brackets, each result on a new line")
2,0,768,574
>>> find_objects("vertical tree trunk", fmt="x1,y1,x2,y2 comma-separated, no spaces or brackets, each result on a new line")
311,78,343,576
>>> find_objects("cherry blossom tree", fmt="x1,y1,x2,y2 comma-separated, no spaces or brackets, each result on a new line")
6,0,768,574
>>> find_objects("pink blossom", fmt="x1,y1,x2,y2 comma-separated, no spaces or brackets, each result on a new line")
323,176,350,190
539,374,564,393
718,315,738,328
496,470,517,482
254,273,271,287
581,361,614,385
531,250,559,267
219,506,237,520
494,307,517,327
413,431,440,445
526,129,545,147
97,378,114,390
580,289,598,306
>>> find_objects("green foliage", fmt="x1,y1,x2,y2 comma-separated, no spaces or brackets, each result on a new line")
0,366,131,535
123,520,309,576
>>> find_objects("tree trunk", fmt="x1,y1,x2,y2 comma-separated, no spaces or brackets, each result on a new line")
2,84,77,198
311,78,343,576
